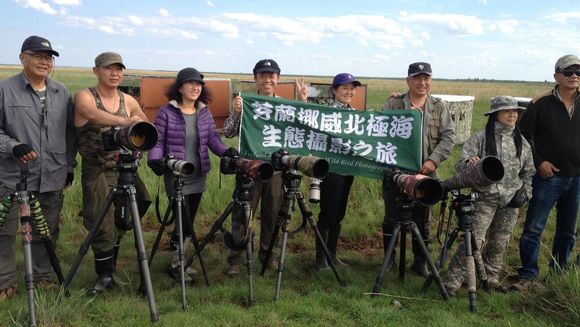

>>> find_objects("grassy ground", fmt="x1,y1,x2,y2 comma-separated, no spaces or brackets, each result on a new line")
0,67,578,326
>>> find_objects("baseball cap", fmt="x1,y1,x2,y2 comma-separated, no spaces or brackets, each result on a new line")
332,73,362,88
176,67,205,85
253,59,281,75
408,62,432,77
484,95,525,116
555,55,580,71
95,52,125,69
21,35,59,57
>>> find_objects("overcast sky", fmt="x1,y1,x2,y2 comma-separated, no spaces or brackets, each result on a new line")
2,0,579,81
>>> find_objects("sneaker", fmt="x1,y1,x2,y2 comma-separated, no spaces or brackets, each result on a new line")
36,279,58,290
509,277,533,292
483,278,507,293
86,275,117,296
0,284,17,303
226,264,241,277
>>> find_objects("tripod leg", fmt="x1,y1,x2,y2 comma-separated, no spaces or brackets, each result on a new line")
464,230,477,313
274,218,290,301
184,202,234,271
64,189,116,293
21,216,37,326
409,222,449,300
399,227,407,280
242,202,254,306
148,197,174,266
372,223,401,296
126,190,159,322
174,195,188,310
182,199,210,287
423,229,459,292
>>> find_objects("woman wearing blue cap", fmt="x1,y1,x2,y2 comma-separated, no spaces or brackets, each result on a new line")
442,95,535,296
314,73,361,270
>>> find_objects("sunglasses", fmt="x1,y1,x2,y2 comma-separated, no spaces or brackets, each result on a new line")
558,69,580,77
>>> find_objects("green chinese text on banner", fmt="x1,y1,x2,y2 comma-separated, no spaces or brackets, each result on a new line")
239,94,422,179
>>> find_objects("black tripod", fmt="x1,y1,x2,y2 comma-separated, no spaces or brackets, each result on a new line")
423,190,487,312
183,174,256,305
148,171,210,309
372,195,449,300
261,169,344,301
0,166,66,327
63,151,158,322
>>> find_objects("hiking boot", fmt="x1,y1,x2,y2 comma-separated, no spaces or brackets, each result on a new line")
483,278,507,293
0,284,17,303
410,259,429,278
226,264,241,277
509,277,533,292
168,267,194,283
36,279,58,290
86,275,117,296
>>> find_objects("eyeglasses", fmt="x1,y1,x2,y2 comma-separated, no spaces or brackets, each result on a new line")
558,69,580,77
23,52,54,63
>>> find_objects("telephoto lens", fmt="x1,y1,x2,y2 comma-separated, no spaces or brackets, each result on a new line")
166,157,194,175
308,178,322,203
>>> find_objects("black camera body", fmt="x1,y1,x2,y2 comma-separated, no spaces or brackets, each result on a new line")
102,126,122,151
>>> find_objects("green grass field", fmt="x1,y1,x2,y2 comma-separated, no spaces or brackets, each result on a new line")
0,66,578,326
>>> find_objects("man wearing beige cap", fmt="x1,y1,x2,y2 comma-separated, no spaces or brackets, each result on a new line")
513,54,580,291
74,52,150,295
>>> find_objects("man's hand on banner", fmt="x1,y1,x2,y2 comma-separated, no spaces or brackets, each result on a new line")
232,93,243,114
295,77,308,102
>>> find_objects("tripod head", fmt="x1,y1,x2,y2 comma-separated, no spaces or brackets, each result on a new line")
447,189,479,231
115,149,141,186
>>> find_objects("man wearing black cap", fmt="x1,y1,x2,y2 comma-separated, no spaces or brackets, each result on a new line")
382,62,455,277
512,54,580,291
74,52,151,294
0,35,76,301
222,59,307,276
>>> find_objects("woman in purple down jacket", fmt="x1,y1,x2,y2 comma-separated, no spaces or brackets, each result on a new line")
147,67,236,281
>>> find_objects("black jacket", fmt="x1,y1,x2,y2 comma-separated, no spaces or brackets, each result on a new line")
518,86,580,177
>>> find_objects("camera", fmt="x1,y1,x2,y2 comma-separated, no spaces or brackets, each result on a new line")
220,155,274,182
271,149,329,179
384,171,443,206
441,156,504,191
165,155,194,175
308,178,322,203
102,121,158,152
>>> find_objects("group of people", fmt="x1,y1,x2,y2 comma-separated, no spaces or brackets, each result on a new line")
0,34,578,303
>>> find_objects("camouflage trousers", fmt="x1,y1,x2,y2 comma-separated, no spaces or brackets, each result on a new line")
442,199,520,291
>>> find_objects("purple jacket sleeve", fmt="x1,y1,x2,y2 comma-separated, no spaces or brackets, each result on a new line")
206,109,228,156
148,105,168,161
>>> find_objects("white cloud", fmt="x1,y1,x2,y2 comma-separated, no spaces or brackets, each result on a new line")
159,8,169,17
16,0,57,15
489,19,519,34
478,0,488,4
398,12,484,36
52,0,81,5
128,15,144,26
545,11,580,25
205,0,215,7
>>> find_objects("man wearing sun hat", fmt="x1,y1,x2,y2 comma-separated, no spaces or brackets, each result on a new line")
382,62,455,277
74,52,151,295
0,35,76,302
513,55,580,291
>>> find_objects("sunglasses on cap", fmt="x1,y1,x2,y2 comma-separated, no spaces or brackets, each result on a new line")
558,69,580,77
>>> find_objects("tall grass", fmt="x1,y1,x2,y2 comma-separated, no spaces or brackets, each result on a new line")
0,67,575,326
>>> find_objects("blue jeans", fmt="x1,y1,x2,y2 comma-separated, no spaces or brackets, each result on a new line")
518,174,580,279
